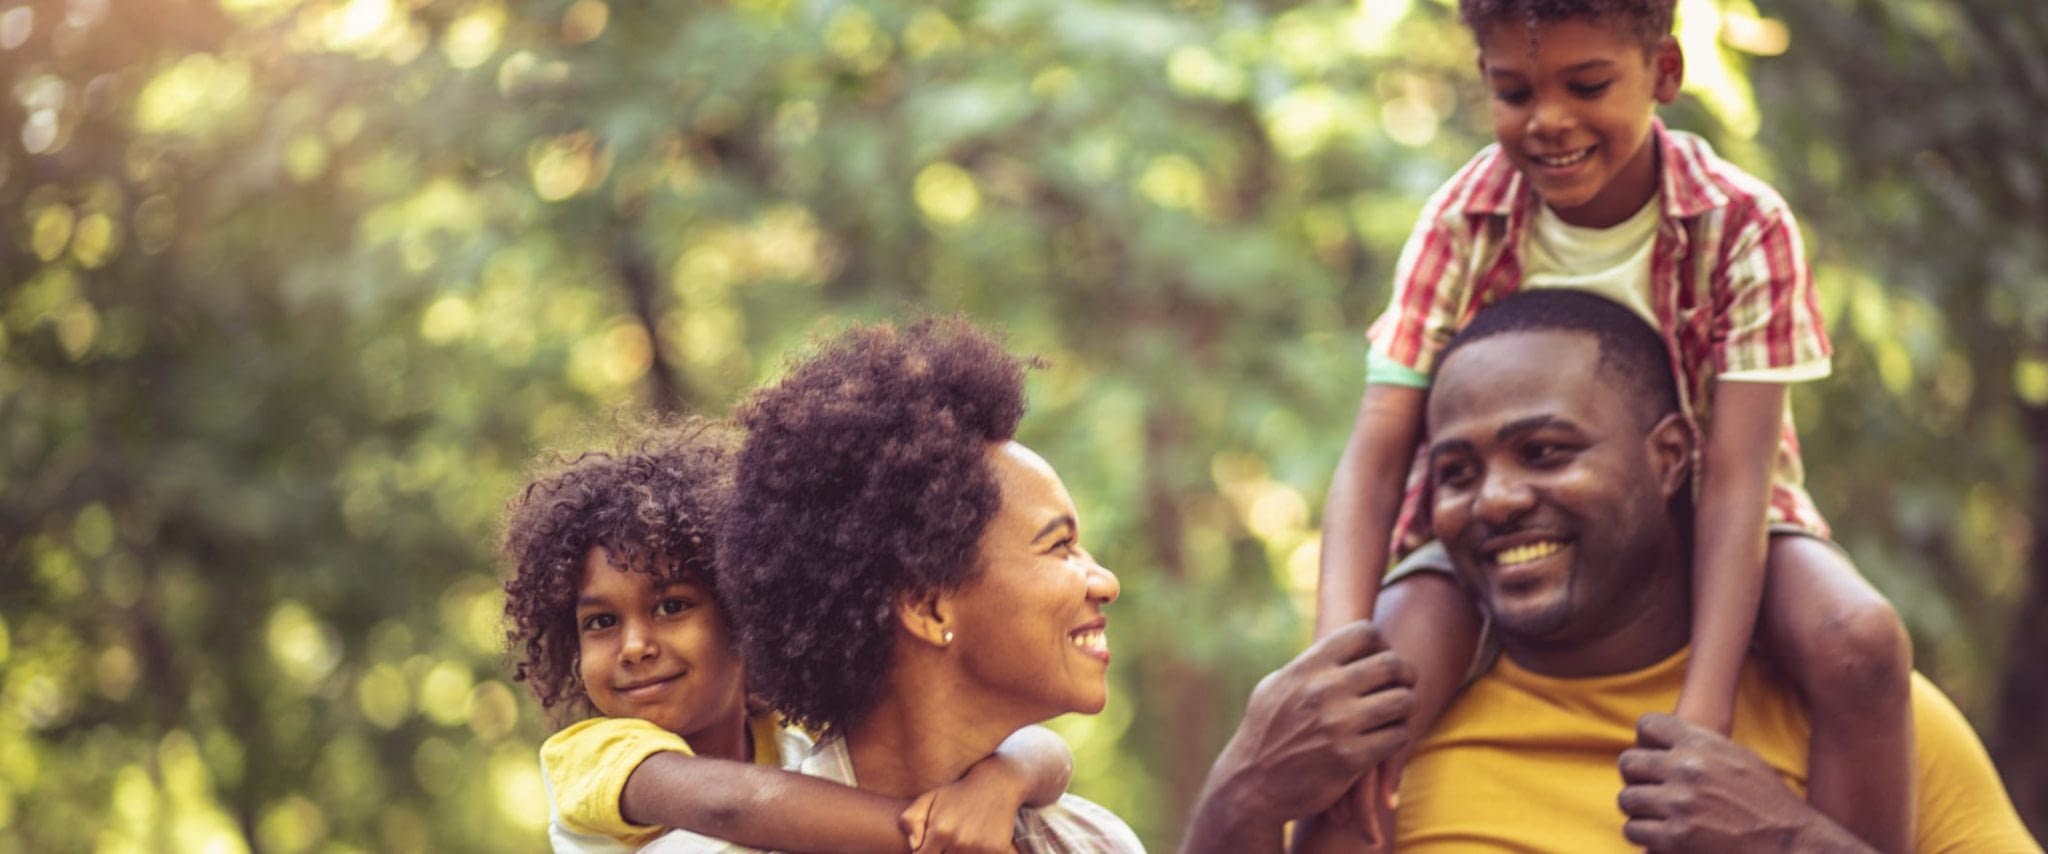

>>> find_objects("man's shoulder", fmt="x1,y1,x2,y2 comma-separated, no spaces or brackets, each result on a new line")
1016,793,1146,854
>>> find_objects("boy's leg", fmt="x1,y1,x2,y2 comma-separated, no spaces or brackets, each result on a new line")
1757,534,1915,854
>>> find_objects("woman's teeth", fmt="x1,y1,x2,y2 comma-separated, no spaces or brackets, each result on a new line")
1070,629,1107,652
1495,540,1564,566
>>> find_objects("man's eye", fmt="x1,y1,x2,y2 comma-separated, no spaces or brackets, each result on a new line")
1569,81,1613,97
1524,443,1571,465
581,614,616,632
1434,461,1477,488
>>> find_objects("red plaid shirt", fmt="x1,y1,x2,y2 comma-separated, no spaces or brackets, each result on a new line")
1370,121,1832,555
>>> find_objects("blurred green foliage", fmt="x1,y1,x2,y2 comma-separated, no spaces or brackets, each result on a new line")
1,0,2042,850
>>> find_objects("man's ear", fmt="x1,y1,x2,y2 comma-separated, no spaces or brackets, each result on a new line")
894,587,954,650
1651,35,1684,103
1646,411,1696,499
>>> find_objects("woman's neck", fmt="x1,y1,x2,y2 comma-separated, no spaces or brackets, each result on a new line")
843,658,1033,798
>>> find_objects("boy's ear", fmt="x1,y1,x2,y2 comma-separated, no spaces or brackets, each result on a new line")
1651,35,1684,103
894,587,954,650
1646,411,1696,499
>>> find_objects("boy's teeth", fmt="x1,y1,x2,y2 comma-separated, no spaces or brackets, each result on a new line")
1536,148,1591,167
1495,540,1564,566
1069,629,1107,651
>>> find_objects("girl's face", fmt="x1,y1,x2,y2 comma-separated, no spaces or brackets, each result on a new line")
940,442,1121,721
574,549,748,750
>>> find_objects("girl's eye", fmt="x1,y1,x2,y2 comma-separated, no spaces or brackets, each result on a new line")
658,598,692,616
581,614,616,632
1570,81,1613,97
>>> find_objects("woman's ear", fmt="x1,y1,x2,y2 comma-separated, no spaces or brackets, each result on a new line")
894,588,955,650
1652,35,1684,104
1646,412,1696,499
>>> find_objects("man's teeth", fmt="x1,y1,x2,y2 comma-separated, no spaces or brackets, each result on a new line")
1495,541,1564,566
1070,629,1107,651
1535,148,1592,167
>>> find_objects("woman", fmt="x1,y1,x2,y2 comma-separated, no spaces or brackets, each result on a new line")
648,317,1142,852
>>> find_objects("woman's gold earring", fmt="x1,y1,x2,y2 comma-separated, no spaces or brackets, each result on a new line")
942,630,955,646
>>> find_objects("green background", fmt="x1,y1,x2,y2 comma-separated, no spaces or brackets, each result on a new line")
3,0,2044,850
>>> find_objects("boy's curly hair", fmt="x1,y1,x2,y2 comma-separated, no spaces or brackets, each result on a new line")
501,419,735,724
1460,0,1677,49
719,316,1034,734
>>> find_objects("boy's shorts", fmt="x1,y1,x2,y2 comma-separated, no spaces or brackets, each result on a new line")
1385,525,1843,686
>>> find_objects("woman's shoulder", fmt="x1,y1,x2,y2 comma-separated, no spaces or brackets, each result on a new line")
1017,793,1147,853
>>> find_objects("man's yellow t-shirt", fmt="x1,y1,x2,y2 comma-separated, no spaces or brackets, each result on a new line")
1395,649,2040,853
540,713,800,851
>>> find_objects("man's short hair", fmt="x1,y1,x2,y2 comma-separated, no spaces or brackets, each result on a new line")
1437,290,1681,429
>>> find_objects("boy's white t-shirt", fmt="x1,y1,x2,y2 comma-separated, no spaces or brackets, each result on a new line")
1522,195,1828,384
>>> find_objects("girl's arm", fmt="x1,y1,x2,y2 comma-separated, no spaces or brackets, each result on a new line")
1675,380,1785,734
900,726,1073,852
620,753,914,853
1316,384,1427,639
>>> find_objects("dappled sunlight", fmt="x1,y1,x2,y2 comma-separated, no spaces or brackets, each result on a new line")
3,0,2041,849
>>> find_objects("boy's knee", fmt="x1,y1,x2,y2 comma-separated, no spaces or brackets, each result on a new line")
1810,597,1912,703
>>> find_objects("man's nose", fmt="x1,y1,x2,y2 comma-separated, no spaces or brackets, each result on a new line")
1475,472,1537,525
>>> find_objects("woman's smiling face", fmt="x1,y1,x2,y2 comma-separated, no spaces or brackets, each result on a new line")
942,442,1121,720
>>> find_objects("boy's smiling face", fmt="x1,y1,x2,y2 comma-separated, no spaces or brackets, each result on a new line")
575,547,747,750
1479,17,1682,228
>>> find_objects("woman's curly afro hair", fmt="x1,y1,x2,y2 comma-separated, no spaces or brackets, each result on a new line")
1460,0,1676,49
501,419,734,724
719,316,1033,734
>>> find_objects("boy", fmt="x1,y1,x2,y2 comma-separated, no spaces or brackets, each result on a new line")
502,423,1074,853
1316,2,1912,850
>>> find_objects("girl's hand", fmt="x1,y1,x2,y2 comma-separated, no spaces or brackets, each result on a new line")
898,760,1028,854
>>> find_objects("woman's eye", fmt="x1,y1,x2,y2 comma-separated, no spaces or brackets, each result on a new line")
581,614,616,632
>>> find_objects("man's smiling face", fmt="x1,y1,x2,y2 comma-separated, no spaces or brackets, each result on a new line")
1426,329,1684,658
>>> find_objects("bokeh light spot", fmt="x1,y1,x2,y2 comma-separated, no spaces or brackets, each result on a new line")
913,162,981,226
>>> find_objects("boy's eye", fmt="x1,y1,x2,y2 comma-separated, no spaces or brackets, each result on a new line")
1493,88,1531,105
581,613,616,632
1569,80,1613,97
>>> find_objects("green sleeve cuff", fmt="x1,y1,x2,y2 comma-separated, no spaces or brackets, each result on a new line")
1366,349,1432,388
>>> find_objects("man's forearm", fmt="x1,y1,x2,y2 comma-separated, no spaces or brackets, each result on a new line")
1181,768,1283,854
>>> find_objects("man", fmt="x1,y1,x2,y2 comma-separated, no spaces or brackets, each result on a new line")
1187,291,2038,852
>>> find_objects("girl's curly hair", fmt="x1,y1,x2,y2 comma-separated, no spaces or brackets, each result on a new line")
719,317,1033,734
501,419,735,725
1460,0,1676,49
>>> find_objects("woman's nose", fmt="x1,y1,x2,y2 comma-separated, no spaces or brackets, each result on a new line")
1086,558,1120,604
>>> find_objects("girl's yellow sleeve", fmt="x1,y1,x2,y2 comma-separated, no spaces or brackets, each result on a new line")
541,717,694,842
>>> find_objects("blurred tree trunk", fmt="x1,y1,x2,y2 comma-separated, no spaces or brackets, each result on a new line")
1993,402,2048,835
